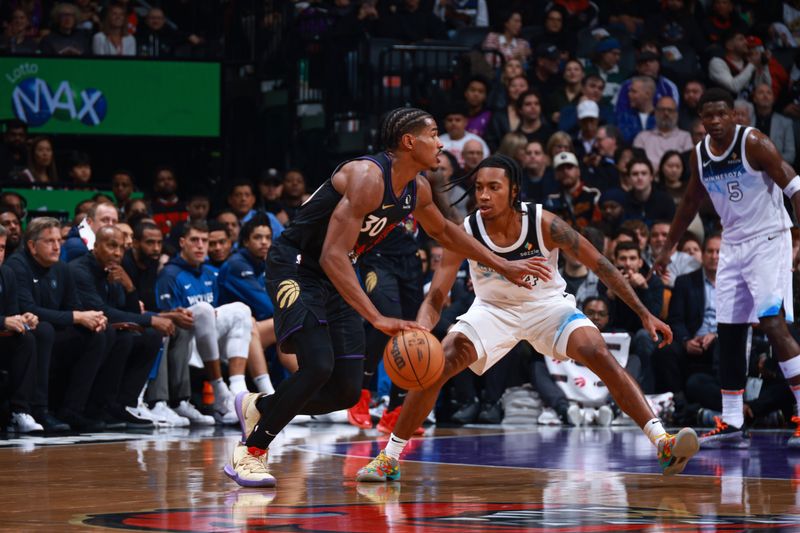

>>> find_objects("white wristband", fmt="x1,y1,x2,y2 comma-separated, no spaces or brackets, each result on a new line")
784,175,800,199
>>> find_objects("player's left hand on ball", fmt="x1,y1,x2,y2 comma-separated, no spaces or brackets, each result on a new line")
373,316,429,337
643,314,672,348
501,257,551,289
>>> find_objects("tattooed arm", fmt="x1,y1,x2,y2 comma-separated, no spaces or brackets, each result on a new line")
541,210,672,346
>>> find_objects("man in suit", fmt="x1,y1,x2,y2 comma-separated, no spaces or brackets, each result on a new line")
753,83,795,165
653,233,721,394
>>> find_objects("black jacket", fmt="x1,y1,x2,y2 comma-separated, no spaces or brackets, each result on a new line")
6,249,80,328
121,248,158,312
69,253,151,327
0,264,20,320
668,268,706,344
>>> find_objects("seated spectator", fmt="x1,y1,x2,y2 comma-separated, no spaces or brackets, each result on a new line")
733,98,755,126
487,58,524,111
547,0,599,33
375,0,447,43
61,202,118,262
585,38,628,104
92,2,135,56
709,30,771,101
216,210,241,244
752,83,795,165
623,157,675,227
746,36,789,103
644,0,706,52
599,188,627,236
75,0,100,33
583,124,621,191
116,222,133,249
516,90,555,145
546,131,575,159
703,0,748,46
124,198,150,221
544,152,602,230
155,220,254,424
136,7,202,57
16,136,58,184
678,79,705,131
616,45,679,114
0,207,22,256
2,8,38,54
485,75,529,149
600,240,663,392
658,150,688,202
168,188,210,250
463,76,492,138
436,151,469,220
121,221,162,312
219,215,296,394
150,166,188,240
646,220,700,288
439,104,490,168
281,169,311,221
256,170,289,225
547,59,584,125
521,140,557,203
433,0,488,29
558,74,615,134
0,225,41,433
111,169,135,209
207,221,233,269
461,138,486,175
227,180,285,237
653,234,721,395
633,96,694,170
573,100,600,160
616,76,656,144
542,4,574,58
481,9,531,69
529,43,563,98
69,226,174,428
39,2,91,56
67,151,93,189
0,119,29,181
8,217,109,431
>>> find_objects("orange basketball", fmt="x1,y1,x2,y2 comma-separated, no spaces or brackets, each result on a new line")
383,330,444,391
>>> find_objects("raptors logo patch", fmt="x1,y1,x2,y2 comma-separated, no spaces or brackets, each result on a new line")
365,271,378,294
276,280,300,309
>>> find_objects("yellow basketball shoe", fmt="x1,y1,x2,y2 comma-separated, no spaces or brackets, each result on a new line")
234,391,266,443
224,443,277,488
658,427,699,476
356,451,400,482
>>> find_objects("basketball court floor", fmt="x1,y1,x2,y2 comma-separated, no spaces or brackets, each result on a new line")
1,422,799,532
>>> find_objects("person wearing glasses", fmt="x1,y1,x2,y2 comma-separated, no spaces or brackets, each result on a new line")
633,96,694,170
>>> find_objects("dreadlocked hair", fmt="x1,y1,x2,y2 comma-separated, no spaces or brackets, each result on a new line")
379,107,434,150
446,153,524,210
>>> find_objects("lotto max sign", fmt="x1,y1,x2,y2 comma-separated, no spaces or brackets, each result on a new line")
1,57,220,137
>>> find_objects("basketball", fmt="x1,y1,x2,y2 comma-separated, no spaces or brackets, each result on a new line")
383,330,444,391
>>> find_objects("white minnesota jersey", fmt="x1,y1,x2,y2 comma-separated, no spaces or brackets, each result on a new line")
464,202,567,306
696,125,792,244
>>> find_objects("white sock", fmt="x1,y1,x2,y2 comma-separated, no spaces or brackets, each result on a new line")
721,389,744,429
229,374,248,395
384,433,408,460
778,357,800,408
253,373,275,395
643,418,667,446
211,377,229,401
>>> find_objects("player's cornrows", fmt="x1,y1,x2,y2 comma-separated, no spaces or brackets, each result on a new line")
379,107,434,150
447,154,523,210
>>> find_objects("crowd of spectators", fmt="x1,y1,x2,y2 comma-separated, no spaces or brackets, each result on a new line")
2,0,800,434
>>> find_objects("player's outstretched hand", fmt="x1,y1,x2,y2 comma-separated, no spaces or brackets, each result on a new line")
373,316,429,337
498,257,551,289
641,313,673,348
649,248,673,280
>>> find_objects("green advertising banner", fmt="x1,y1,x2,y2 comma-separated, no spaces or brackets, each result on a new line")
0,57,220,137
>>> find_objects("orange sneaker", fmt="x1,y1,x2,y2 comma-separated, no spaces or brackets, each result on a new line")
789,416,800,448
377,406,424,436
347,389,373,429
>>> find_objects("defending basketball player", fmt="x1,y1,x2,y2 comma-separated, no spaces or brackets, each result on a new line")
653,88,800,449
225,109,550,487
356,155,700,482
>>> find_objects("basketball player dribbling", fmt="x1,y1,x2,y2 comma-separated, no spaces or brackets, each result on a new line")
654,88,800,448
356,154,700,483
225,108,550,487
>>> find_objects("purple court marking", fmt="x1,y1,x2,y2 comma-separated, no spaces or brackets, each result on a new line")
317,429,800,480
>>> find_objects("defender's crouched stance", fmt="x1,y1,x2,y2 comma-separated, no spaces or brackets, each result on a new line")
356,156,699,482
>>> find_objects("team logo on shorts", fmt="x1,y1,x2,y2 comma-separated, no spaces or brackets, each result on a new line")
365,271,378,294
277,280,300,309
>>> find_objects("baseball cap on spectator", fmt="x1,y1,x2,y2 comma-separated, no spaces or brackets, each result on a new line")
536,43,559,60
637,51,660,63
746,36,764,49
600,188,627,206
594,38,621,54
553,152,579,169
577,100,600,120
259,168,282,186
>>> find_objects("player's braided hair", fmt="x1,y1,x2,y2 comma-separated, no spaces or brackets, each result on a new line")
447,153,523,210
379,107,434,150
